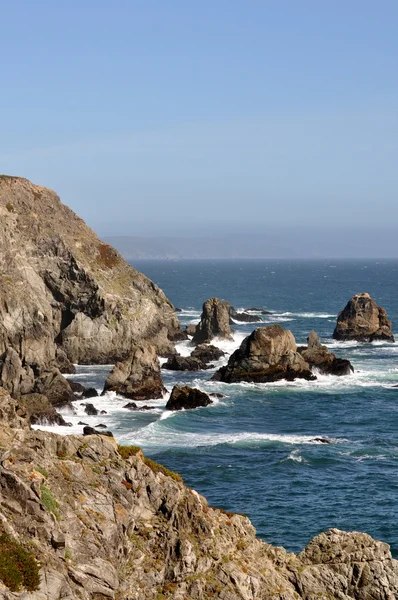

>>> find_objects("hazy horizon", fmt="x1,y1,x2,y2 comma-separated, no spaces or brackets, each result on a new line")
1,1,397,257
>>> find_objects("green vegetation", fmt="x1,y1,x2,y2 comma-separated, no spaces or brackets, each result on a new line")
0,533,40,592
117,444,142,459
40,484,59,519
144,457,183,482
36,466,48,478
5,202,14,212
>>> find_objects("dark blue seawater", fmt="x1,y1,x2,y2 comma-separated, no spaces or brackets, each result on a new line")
46,259,398,557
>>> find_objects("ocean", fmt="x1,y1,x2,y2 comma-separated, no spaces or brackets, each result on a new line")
35,259,398,557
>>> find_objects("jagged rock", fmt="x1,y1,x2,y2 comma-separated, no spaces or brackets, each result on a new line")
192,298,233,345
191,344,225,364
0,386,397,599
213,325,315,383
55,347,76,374
0,176,181,389
162,355,210,371
100,410,107,414
166,385,213,411
185,324,197,336
298,330,354,376
17,393,71,426
84,403,99,416
333,292,394,342
34,369,75,408
69,380,86,395
83,425,113,437
103,345,165,400
83,387,98,399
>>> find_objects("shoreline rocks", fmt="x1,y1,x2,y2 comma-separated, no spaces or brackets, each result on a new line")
298,330,354,376
213,325,315,383
333,292,394,342
166,385,213,411
103,345,165,400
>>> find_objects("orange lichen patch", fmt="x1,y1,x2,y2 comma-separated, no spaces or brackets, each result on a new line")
97,243,120,269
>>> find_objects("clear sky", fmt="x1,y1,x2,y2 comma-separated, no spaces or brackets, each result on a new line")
1,1,397,246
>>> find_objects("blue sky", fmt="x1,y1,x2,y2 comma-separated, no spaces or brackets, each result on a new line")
1,1,397,242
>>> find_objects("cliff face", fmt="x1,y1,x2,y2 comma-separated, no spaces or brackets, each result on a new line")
0,388,397,599
0,176,181,383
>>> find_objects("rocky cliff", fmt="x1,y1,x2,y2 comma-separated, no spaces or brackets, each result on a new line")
0,388,397,599
0,176,181,400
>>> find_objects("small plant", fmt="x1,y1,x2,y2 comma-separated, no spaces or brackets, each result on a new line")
40,484,59,519
117,444,141,459
5,202,14,212
36,466,48,478
64,547,72,560
144,457,183,482
97,243,120,269
0,533,40,591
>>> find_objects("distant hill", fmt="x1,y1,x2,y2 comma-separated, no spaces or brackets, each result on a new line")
102,235,299,259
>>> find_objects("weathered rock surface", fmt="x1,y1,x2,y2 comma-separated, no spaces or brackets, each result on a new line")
17,393,71,426
0,387,397,599
213,325,315,383
166,385,213,411
298,330,354,376
192,298,233,344
0,175,181,378
185,323,197,336
103,345,165,400
191,343,225,363
333,292,394,342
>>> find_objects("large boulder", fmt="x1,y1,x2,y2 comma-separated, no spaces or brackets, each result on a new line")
103,345,165,400
298,331,354,376
34,369,75,408
166,385,213,411
213,325,315,383
333,293,394,342
17,393,70,426
192,298,233,345
191,344,225,363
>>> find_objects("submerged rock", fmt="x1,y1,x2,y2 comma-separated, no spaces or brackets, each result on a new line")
192,298,233,345
213,325,315,383
226,303,260,323
84,403,99,416
298,330,354,376
123,402,152,411
103,344,165,400
83,425,113,437
166,385,213,411
333,292,394,342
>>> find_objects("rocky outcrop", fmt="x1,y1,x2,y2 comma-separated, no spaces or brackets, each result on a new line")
298,330,354,376
103,345,165,400
16,393,71,426
162,355,210,371
0,176,181,374
191,344,225,363
226,303,260,323
0,387,397,599
192,298,232,344
333,292,394,342
213,325,315,383
166,385,213,411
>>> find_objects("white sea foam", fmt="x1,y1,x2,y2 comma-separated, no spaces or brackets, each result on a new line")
273,312,336,319
118,422,341,449
283,449,306,463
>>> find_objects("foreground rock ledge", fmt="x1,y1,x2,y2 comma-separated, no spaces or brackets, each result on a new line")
0,388,397,599
333,292,395,342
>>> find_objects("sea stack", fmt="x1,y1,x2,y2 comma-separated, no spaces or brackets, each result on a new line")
333,293,394,342
212,325,315,383
192,298,233,344
298,331,354,376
